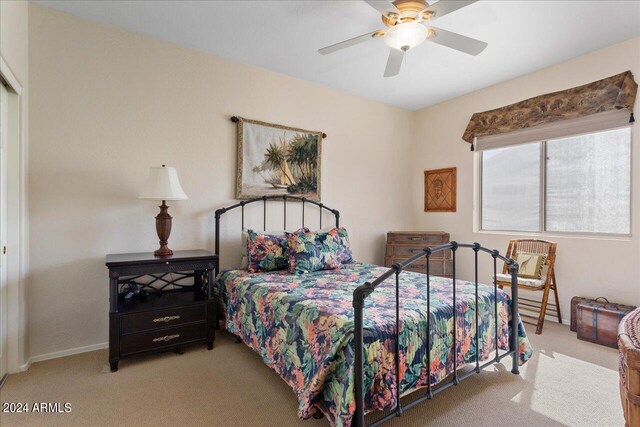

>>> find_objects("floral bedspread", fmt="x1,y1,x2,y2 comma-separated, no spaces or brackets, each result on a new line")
217,263,532,426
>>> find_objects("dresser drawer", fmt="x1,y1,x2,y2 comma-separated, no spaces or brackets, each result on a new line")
404,259,452,276
387,244,452,259
385,257,452,277
387,232,449,244
120,322,207,356
120,304,206,334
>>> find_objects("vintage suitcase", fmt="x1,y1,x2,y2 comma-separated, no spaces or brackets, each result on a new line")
575,298,636,348
570,296,593,332
619,308,640,427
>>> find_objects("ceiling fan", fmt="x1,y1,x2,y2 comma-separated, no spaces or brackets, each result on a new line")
318,0,487,77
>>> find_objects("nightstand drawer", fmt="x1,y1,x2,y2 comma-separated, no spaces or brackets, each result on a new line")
120,304,206,334
120,322,207,355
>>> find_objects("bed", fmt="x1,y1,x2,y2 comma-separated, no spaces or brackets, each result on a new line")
214,196,532,427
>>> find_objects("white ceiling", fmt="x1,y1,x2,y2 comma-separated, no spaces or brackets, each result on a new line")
34,0,640,111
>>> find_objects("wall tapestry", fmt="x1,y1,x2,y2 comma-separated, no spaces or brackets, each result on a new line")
424,167,456,212
234,117,323,200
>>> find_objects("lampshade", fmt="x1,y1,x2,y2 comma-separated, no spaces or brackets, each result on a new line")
139,166,188,201
384,22,428,52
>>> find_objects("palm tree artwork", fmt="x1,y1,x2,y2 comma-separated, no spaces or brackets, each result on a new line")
287,134,318,194
264,141,296,187
262,133,319,194
237,118,322,200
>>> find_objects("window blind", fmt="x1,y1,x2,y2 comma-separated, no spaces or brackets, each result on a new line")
474,109,632,151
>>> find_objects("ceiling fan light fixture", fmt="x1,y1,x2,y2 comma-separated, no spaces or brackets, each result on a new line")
383,21,428,51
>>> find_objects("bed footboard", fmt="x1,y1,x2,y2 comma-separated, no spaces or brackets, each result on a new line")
352,242,519,427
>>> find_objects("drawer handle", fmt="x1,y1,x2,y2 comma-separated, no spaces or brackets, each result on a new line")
409,237,425,241
153,315,181,323
410,249,424,253
153,334,180,343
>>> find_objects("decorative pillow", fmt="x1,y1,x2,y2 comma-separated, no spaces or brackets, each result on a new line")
287,229,343,274
241,228,299,270
516,252,547,279
246,229,295,273
333,227,353,263
312,227,353,264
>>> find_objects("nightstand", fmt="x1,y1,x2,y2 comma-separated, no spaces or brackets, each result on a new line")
106,250,218,372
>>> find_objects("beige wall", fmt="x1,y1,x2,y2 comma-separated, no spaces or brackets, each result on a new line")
1,0,28,84
1,0,29,371
412,37,640,322
27,4,415,357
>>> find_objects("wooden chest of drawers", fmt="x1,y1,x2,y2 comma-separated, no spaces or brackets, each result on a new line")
106,250,217,372
384,231,452,277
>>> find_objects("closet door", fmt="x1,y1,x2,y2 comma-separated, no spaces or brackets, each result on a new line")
0,83,8,380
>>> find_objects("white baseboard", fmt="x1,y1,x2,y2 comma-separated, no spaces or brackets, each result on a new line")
17,358,31,372
30,342,108,364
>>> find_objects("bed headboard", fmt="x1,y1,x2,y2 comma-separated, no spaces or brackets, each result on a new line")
214,195,340,259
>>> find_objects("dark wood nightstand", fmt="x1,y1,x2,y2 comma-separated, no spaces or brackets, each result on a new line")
106,250,218,372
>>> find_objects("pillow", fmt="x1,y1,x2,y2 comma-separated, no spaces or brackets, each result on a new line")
516,252,547,279
312,226,353,264
240,228,293,270
287,228,343,274
246,229,292,273
332,227,353,263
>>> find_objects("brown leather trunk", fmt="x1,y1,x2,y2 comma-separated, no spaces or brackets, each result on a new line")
570,296,593,332
575,298,635,348
619,308,640,427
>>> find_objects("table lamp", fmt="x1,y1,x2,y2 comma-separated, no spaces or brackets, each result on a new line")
139,165,188,257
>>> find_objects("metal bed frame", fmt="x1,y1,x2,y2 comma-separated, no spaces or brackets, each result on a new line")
214,195,520,427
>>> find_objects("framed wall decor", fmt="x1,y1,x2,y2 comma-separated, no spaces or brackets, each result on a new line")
234,116,323,201
424,167,457,212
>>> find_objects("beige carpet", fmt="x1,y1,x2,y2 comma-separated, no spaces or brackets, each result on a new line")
0,321,622,426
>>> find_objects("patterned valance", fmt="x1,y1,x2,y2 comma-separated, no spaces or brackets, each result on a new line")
462,71,637,143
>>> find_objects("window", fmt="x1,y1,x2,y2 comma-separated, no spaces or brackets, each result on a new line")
481,142,540,232
480,127,631,235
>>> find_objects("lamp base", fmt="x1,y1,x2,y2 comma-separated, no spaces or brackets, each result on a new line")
154,201,173,258
154,247,173,257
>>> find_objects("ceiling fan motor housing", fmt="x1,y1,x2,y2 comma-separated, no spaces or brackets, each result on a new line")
382,0,429,27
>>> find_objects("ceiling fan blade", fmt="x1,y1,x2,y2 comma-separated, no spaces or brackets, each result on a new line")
419,0,478,22
427,27,487,56
384,48,404,77
363,1,400,16
318,30,381,55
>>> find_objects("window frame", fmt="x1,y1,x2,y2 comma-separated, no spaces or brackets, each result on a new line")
477,125,633,238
